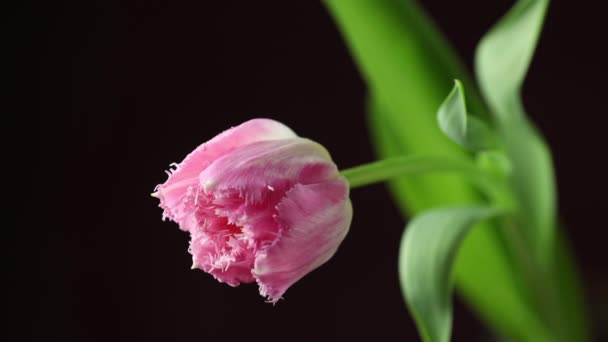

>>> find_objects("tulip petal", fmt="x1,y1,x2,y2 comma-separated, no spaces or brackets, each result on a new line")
212,187,286,247
190,229,256,286
157,119,296,217
200,138,336,203
253,180,352,303
200,138,340,249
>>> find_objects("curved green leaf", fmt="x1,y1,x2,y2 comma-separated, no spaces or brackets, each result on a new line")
476,4,590,341
326,0,587,340
326,1,549,338
399,206,499,342
475,0,556,267
476,0,549,118
475,150,512,180
369,97,548,341
437,80,496,151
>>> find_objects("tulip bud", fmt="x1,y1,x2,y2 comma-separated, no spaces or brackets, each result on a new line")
154,119,352,302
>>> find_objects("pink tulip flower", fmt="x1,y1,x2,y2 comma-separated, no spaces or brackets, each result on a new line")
154,119,352,302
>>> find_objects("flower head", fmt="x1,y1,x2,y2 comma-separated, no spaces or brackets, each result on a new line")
154,119,352,302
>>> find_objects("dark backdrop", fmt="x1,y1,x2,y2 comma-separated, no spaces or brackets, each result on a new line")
31,1,606,341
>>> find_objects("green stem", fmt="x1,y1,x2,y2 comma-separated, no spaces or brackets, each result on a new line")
341,155,510,209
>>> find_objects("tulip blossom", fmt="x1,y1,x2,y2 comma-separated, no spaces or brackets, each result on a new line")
154,119,352,302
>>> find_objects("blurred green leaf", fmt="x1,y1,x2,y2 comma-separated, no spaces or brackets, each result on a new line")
475,0,556,268
326,1,550,340
370,97,549,341
327,0,587,340
437,80,496,151
501,120,556,264
399,206,498,342
475,4,591,340
476,0,548,118
475,150,512,181
553,233,590,342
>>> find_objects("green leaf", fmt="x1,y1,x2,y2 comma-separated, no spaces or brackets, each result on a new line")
327,1,587,341
437,80,467,146
475,150,512,181
369,96,548,341
475,0,557,266
327,1,550,338
437,80,496,150
475,0,549,118
399,206,499,342
502,120,556,264
553,233,591,342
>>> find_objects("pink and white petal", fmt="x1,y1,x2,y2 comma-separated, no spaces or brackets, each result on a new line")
190,233,256,286
207,260,256,287
213,190,285,247
200,138,337,203
156,119,296,211
252,180,352,302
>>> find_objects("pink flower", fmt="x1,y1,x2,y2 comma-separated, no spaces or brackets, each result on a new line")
154,119,352,302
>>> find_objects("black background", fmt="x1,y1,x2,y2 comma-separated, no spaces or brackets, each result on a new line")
30,1,606,341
